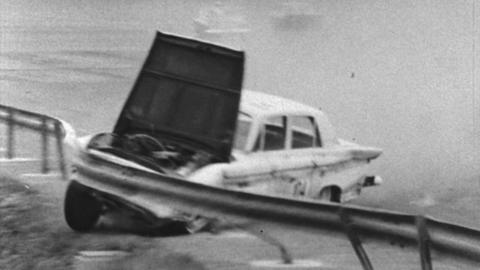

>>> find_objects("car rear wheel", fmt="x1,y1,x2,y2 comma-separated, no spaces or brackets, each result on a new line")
319,186,341,203
64,181,102,232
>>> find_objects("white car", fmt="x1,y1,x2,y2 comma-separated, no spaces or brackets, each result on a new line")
188,89,383,203
63,32,382,233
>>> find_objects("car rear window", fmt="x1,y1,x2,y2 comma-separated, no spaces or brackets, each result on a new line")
253,116,287,151
290,116,321,148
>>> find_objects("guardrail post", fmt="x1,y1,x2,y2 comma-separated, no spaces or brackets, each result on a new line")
6,107,14,159
252,230,293,264
41,116,49,173
339,209,374,270
54,121,67,180
237,225,293,264
415,216,432,270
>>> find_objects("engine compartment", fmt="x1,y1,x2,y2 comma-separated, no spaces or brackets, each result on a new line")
86,133,214,177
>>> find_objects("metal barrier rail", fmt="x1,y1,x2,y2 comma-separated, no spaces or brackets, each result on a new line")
72,148,480,270
0,104,67,179
5,104,478,269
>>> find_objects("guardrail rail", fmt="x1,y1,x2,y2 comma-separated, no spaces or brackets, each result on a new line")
2,104,480,270
73,147,480,270
0,104,67,179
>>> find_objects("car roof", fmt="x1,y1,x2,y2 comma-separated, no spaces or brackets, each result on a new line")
240,90,323,119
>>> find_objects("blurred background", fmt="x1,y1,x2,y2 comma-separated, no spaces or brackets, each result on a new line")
1,0,479,226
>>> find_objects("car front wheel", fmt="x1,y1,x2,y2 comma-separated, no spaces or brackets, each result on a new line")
64,181,102,232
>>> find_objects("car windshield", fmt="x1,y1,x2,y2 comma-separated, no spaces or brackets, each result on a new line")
233,113,252,151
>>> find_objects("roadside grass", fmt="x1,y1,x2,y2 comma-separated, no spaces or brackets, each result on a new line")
0,174,78,269
0,174,206,270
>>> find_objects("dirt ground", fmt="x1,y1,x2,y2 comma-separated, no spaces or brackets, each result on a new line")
0,173,206,270
1,169,478,270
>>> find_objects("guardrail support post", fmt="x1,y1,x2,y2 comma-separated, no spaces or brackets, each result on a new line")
6,107,14,159
41,116,49,173
241,225,293,264
416,216,432,270
54,121,68,180
340,209,374,270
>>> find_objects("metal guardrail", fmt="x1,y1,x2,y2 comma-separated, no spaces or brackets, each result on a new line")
72,148,480,270
0,104,67,179
3,104,479,269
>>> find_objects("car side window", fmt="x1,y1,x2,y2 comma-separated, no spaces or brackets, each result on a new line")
253,116,287,151
290,116,321,148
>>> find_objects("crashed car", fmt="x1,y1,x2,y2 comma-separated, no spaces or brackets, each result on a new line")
63,32,382,232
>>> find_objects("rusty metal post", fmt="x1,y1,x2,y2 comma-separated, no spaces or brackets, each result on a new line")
416,216,433,270
54,121,68,180
231,224,293,264
340,209,374,270
41,116,49,173
250,229,293,264
6,107,14,159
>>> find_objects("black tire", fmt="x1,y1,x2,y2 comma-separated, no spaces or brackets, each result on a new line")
64,181,102,232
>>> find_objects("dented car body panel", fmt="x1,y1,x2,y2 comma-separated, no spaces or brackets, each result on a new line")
63,32,382,232
187,90,382,202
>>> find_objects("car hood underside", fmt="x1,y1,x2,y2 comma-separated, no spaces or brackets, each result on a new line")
113,32,245,161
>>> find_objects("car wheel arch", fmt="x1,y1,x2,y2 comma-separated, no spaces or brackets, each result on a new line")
318,185,342,203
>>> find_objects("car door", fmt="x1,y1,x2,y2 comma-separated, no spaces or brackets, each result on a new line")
231,115,312,198
287,115,323,197
232,115,290,195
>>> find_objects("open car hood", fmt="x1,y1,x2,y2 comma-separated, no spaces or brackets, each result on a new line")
113,32,244,161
